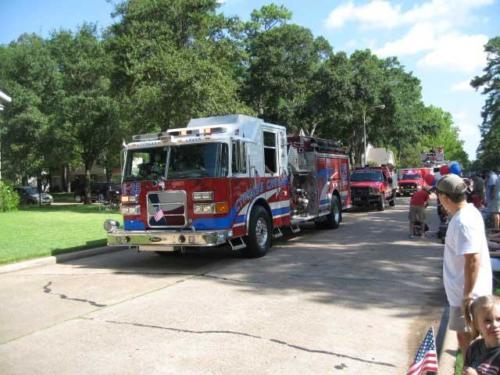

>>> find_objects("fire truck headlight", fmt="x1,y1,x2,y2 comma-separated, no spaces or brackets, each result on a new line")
103,219,120,232
193,191,214,201
120,205,141,215
194,203,215,214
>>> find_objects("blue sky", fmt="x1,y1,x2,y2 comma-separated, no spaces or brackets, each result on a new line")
1,0,499,160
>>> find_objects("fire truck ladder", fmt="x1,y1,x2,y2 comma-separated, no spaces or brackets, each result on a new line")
228,237,246,251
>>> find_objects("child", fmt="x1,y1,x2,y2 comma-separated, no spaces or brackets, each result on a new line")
463,295,500,374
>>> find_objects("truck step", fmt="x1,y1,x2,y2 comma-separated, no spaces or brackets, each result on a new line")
273,227,283,239
228,237,246,251
290,224,301,234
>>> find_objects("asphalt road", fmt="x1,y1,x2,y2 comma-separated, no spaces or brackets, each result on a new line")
0,197,446,374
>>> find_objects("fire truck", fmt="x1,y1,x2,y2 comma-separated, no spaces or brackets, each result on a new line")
104,114,351,257
398,168,427,196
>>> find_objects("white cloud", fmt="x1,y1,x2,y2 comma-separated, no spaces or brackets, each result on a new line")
324,0,495,30
375,22,488,73
325,1,401,29
417,33,488,73
450,80,474,92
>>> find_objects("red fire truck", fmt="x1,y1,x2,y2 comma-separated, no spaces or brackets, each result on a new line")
398,167,434,196
104,115,351,257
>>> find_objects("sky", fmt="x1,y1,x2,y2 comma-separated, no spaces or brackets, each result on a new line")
1,0,499,161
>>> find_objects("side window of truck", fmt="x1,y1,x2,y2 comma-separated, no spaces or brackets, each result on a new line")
232,140,247,175
263,131,277,174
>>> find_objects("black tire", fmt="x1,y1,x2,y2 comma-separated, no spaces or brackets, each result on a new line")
377,194,385,211
243,206,272,258
317,195,341,229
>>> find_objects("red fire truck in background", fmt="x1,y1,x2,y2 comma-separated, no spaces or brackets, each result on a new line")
104,114,351,257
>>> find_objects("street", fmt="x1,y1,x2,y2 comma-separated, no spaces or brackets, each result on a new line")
0,197,446,374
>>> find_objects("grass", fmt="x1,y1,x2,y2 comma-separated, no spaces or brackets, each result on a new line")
455,350,463,375
0,204,122,265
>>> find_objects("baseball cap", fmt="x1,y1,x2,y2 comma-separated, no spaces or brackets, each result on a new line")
436,174,467,195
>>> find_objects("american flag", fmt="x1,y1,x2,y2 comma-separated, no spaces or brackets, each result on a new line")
407,327,438,375
154,207,164,222
477,363,500,375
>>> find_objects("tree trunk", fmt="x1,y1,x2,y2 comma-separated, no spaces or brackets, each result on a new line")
84,163,92,204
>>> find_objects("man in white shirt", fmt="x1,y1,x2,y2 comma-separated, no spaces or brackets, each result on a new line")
436,174,493,356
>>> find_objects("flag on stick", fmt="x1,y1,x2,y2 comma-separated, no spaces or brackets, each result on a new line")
154,207,164,222
406,327,438,375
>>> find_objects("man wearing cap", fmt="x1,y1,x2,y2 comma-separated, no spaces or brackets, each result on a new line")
436,174,493,356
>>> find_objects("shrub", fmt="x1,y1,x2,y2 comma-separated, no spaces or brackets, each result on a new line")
0,181,20,212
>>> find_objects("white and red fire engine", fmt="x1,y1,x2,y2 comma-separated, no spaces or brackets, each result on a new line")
104,114,351,257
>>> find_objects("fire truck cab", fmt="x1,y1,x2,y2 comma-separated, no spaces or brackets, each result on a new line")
104,114,350,257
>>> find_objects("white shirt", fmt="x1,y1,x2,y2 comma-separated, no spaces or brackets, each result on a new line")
443,204,492,307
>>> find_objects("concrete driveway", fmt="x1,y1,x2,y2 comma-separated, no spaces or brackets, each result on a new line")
0,197,446,374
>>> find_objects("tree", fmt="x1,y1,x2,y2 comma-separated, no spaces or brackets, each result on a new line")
0,34,62,187
243,5,332,133
107,0,251,136
471,37,500,170
49,25,121,202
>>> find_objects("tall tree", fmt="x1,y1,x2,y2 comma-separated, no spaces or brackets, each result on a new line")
49,25,120,202
0,34,62,186
107,0,251,136
471,36,500,170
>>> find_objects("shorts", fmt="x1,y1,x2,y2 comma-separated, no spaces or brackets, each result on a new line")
488,199,499,214
448,306,469,332
409,205,426,223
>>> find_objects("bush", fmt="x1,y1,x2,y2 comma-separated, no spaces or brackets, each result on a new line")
0,181,20,212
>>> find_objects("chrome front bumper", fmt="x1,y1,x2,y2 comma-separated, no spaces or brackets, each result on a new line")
107,229,231,250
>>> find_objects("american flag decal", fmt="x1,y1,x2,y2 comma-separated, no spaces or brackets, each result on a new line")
406,327,438,375
154,207,164,222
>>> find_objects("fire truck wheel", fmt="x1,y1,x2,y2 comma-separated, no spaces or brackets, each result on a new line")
244,206,272,258
317,195,341,229
378,194,385,211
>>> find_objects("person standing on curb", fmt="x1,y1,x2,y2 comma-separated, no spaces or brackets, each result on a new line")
436,174,493,356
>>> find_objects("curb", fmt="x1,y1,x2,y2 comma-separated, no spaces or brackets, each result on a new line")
0,246,127,274
436,306,457,374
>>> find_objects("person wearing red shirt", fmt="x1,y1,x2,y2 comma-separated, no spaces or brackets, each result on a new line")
409,188,431,238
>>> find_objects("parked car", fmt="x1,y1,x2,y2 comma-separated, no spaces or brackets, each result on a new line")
74,182,121,204
15,186,53,205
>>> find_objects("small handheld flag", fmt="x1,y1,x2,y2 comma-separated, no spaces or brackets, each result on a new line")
406,327,438,375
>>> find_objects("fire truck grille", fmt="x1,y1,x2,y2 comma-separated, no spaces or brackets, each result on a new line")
147,191,187,228
351,187,369,197
400,183,416,189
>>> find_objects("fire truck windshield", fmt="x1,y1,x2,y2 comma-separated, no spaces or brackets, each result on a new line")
123,143,228,181
350,171,383,182
401,173,421,180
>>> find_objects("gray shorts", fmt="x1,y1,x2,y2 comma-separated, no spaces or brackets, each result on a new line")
448,306,469,332
409,205,426,223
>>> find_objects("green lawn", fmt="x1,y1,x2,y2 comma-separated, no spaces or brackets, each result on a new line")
0,204,122,264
